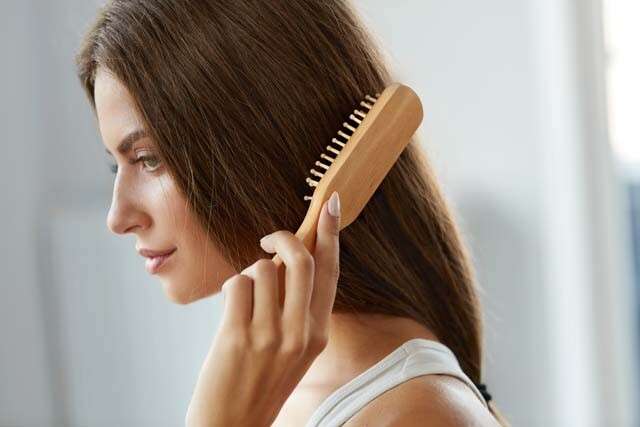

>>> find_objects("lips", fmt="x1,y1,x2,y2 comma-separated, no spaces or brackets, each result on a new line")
138,247,176,258
143,248,176,275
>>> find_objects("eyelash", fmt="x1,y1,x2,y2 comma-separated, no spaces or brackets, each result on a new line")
109,155,161,175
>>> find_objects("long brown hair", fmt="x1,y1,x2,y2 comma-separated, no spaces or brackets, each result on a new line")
76,0,508,424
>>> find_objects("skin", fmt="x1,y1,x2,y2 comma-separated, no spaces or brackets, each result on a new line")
94,67,498,426
95,67,237,304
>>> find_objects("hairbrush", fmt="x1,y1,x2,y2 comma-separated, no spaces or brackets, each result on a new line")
269,82,423,271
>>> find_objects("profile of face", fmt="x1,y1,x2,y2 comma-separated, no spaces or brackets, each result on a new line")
94,67,237,304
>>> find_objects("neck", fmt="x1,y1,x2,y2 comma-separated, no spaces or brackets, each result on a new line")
299,312,440,388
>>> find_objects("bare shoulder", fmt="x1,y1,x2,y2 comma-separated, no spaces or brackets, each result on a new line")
342,374,500,427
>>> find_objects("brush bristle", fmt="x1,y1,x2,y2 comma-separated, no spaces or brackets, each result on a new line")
303,92,382,202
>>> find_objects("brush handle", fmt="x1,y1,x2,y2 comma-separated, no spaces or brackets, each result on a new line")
268,82,423,308
303,83,422,233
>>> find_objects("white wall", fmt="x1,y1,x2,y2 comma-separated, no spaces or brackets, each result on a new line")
47,205,222,426
357,1,639,425
0,1,55,425
355,2,552,425
2,1,637,426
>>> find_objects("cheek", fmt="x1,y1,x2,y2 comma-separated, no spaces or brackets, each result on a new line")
151,176,210,249
168,219,237,303
179,207,236,281
154,180,237,302
149,177,192,233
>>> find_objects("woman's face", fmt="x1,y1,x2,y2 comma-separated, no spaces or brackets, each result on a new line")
94,67,237,304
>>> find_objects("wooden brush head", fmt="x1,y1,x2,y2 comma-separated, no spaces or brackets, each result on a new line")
295,82,424,250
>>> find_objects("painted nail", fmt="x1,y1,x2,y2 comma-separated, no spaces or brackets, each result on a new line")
328,191,340,217
260,235,274,251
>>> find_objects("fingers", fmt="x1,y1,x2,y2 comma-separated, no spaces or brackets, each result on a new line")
310,191,340,328
220,274,253,328
260,230,314,325
232,191,340,338
259,192,341,326
241,259,280,326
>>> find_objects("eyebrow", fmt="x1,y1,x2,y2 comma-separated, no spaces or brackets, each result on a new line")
105,129,148,157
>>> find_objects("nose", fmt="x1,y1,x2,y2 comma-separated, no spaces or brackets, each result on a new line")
106,177,150,235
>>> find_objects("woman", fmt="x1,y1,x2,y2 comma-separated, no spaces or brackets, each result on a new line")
76,1,509,425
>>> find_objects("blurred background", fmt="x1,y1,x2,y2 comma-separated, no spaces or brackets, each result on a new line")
1,0,638,426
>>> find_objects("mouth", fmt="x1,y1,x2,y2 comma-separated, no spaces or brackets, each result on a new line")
144,248,177,275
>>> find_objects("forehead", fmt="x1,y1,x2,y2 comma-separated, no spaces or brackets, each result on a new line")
94,68,145,148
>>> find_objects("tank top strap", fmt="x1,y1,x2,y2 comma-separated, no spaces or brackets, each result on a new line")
304,338,488,427
400,338,489,408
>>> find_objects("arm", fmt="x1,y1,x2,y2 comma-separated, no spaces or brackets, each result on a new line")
343,375,501,427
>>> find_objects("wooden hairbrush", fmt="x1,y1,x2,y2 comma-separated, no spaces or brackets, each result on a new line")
270,82,423,271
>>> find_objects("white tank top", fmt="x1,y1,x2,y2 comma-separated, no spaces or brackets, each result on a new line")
304,338,489,427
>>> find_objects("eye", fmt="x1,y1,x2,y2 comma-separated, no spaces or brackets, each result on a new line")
107,156,161,175
136,154,162,172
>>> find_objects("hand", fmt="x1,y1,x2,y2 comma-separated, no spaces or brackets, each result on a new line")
185,191,341,427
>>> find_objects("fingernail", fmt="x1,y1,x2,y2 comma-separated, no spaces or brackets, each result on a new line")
260,232,274,243
260,234,274,251
328,191,340,217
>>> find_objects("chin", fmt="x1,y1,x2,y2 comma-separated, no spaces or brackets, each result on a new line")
159,280,193,305
166,292,193,305
161,279,217,305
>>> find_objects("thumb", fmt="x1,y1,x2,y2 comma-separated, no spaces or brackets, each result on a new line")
310,191,341,321
320,191,340,238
